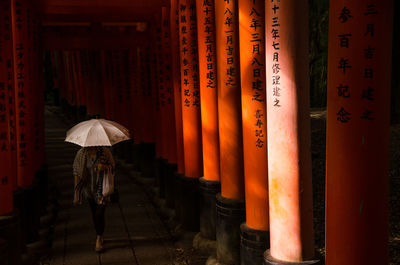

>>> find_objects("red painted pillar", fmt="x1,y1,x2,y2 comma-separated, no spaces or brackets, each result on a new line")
12,0,34,187
178,0,202,231
325,2,393,264
178,0,202,178
196,0,220,182
264,0,317,263
161,6,177,166
195,0,221,242
2,0,17,192
214,0,245,263
238,0,269,263
170,0,185,175
0,0,13,215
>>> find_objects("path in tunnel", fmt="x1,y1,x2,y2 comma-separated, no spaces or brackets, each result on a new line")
44,106,179,265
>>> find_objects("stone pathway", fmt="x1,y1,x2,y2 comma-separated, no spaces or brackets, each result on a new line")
44,107,179,265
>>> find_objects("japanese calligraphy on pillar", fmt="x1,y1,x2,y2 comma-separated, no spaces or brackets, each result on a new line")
241,0,266,148
269,0,281,107
179,0,200,109
3,0,16,189
12,0,32,185
333,2,382,123
161,9,173,106
0,0,11,196
198,0,216,95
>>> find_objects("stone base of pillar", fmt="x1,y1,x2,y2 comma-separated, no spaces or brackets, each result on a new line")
35,165,49,215
193,232,217,253
173,172,183,223
240,223,269,265
176,175,199,232
0,211,22,265
139,142,155,178
25,181,41,244
164,163,177,209
155,158,167,199
199,177,220,240
263,250,321,265
215,193,245,265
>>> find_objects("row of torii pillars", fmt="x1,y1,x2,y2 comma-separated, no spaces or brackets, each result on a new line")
0,0,394,265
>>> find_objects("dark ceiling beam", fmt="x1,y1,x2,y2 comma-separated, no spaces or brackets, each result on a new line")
37,0,169,23
42,31,151,50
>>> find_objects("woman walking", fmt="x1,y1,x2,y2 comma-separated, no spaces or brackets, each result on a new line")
73,146,115,252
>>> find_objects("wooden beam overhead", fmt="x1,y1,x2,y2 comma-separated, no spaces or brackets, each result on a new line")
37,0,169,23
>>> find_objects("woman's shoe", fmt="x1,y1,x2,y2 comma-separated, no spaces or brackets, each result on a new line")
95,235,104,252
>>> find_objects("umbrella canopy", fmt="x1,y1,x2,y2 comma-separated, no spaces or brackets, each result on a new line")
65,119,130,147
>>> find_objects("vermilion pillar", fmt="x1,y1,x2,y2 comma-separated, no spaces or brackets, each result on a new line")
196,0,219,182
195,0,221,243
215,0,243,201
178,0,202,178
264,0,317,263
170,0,184,175
178,0,202,232
3,0,17,192
238,0,269,263
326,2,393,265
161,7,177,165
214,0,245,263
12,0,34,187
0,0,13,215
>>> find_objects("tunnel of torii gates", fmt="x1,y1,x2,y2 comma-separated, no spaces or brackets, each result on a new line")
0,0,394,264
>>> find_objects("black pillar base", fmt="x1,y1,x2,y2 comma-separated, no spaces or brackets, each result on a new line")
139,143,156,178
173,172,183,223
164,163,177,209
0,211,22,265
264,250,321,265
240,223,269,265
216,193,245,265
199,177,220,240
25,180,41,244
155,158,167,199
176,175,200,232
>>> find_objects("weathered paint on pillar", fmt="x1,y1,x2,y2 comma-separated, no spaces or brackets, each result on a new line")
179,0,203,178
170,0,185,174
266,0,315,261
196,0,220,182
238,0,268,231
215,0,244,199
161,7,177,164
326,2,393,264
0,0,13,215
12,0,34,187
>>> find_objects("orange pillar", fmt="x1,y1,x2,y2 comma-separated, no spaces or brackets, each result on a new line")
238,0,269,263
264,0,316,263
0,0,13,215
3,0,17,192
215,0,243,201
170,0,184,175
161,6,177,166
214,0,245,263
179,0,202,179
178,0,202,231
326,2,393,264
195,0,221,242
196,0,220,182
12,0,34,187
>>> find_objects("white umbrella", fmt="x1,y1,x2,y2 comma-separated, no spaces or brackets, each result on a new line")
65,119,130,147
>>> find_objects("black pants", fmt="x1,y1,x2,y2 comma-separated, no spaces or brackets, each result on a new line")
88,199,106,236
